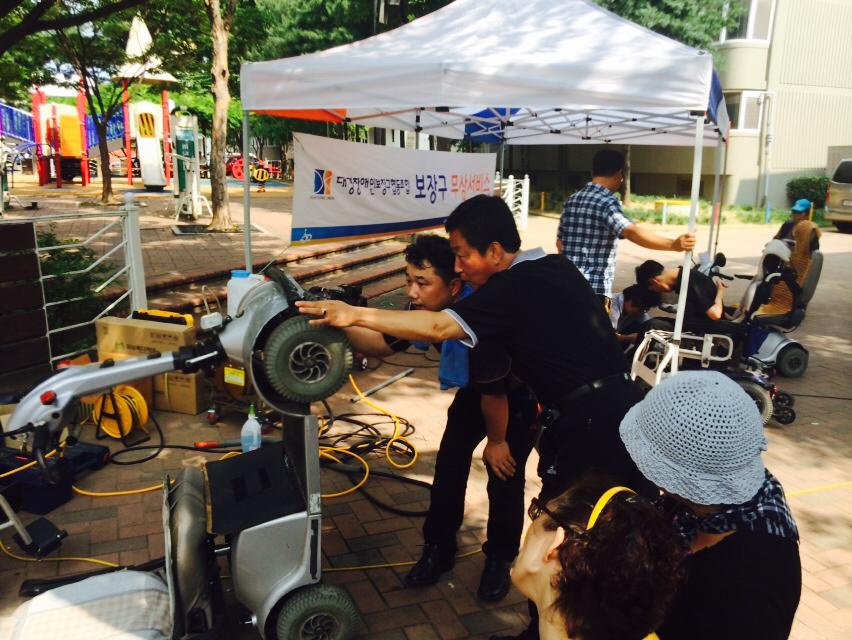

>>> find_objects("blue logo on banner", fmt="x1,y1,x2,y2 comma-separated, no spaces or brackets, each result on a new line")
313,169,332,196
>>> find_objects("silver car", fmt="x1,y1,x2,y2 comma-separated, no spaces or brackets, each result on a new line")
826,159,852,233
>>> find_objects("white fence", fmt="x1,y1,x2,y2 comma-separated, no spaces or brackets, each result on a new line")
495,172,530,231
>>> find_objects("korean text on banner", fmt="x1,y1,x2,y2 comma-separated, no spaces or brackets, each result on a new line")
291,133,496,245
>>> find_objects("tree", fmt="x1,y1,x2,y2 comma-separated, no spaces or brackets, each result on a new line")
53,10,164,202
202,0,238,230
0,31,54,105
594,1,741,50
0,0,146,56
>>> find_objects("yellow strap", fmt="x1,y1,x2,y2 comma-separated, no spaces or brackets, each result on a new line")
586,486,636,530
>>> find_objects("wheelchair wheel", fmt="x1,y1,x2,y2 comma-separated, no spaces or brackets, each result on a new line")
275,584,360,640
776,345,808,378
773,406,796,425
738,381,772,425
773,391,794,409
263,315,353,403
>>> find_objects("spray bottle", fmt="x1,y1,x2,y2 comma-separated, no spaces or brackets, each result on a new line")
241,404,262,453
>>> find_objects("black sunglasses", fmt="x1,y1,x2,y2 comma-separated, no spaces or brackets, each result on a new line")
528,496,575,532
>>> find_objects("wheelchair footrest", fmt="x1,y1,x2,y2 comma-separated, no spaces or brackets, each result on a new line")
14,517,67,558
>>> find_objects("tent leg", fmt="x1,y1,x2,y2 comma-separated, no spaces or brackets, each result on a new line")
672,115,705,344
714,139,729,255
707,137,723,257
242,110,252,272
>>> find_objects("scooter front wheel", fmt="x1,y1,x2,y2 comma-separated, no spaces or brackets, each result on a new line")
275,583,360,640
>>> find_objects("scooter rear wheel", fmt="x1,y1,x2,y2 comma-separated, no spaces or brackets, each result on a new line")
776,345,808,378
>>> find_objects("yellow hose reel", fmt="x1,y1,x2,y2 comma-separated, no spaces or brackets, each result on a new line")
91,385,149,439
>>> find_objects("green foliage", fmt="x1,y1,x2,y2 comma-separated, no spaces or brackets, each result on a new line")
786,176,829,208
0,33,55,105
251,0,374,61
37,226,118,357
594,0,741,50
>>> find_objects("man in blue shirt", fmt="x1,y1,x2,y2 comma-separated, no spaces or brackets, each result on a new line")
557,149,696,310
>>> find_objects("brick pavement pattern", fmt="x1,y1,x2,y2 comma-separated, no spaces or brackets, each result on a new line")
1,181,850,638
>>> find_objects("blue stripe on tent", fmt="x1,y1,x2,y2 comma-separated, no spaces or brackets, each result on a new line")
707,70,724,126
464,107,520,144
290,216,447,243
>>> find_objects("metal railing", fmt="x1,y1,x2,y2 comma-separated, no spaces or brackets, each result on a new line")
495,172,530,231
1,193,147,363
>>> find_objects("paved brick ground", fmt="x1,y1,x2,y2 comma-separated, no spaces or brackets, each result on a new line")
1,180,851,638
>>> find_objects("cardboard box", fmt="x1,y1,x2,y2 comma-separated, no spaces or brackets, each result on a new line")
95,351,154,408
96,316,196,357
154,370,206,415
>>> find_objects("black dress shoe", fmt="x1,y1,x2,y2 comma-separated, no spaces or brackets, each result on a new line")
478,557,513,602
404,543,455,587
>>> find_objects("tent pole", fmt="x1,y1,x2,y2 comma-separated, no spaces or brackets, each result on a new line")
242,110,252,271
672,115,705,344
707,136,723,257
714,137,729,255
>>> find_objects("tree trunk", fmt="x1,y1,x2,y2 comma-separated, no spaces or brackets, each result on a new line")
205,0,234,230
96,122,113,203
623,145,632,205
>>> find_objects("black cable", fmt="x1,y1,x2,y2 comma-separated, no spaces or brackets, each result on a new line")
323,461,431,517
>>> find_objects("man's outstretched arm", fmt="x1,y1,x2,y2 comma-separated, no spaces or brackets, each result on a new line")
296,300,467,342
622,225,696,252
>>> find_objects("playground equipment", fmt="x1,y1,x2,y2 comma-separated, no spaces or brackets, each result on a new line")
0,137,25,215
171,111,212,221
30,89,91,187
130,101,167,191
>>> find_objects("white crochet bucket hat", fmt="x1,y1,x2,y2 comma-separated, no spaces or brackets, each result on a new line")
619,371,767,505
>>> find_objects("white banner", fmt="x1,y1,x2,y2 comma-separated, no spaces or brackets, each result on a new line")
291,133,496,245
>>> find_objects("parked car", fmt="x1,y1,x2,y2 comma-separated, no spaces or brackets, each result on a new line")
826,158,852,233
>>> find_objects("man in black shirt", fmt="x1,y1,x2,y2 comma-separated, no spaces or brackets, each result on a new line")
344,234,538,602
298,196,648,499
634,260,752,346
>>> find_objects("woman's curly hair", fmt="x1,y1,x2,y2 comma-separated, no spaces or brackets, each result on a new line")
542,474,685,640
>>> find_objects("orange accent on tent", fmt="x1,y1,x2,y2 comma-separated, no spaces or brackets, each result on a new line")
254,109,348,122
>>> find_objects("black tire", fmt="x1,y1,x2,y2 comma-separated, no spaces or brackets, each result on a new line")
834,221,852,233
776,345,808,378
773,391,795,408
738,380,773,425
263,315,353,403
276,584,360,640
774,407,796,426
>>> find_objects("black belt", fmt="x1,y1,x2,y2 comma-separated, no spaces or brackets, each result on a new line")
556,372,630,412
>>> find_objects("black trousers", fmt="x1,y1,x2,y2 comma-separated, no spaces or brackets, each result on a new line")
537,378,652,503
525,378,650,639
423,386,538,561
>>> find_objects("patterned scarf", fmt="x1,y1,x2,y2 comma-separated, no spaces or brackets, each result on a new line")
660,470,799,546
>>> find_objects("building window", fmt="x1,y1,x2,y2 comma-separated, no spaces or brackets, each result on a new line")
722,0,776,42
725,92,763,131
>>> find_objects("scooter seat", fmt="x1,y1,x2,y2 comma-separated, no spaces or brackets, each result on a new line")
2,570,170,640
753,309,804,330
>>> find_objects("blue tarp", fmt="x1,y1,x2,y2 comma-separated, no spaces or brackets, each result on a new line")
0,102,35,144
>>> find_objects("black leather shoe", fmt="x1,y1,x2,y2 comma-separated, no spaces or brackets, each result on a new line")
478,557,513,602
404,544,455,587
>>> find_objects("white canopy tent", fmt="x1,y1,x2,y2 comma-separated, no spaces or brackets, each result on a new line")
239,0,730,350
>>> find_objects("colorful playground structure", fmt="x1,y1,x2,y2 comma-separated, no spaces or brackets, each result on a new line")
0,89,176,193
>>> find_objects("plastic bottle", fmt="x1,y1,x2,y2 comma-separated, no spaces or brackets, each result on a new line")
227,270,266,317
240,404,262,453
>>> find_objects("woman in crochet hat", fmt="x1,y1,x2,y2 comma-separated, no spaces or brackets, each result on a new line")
619,371,801,640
